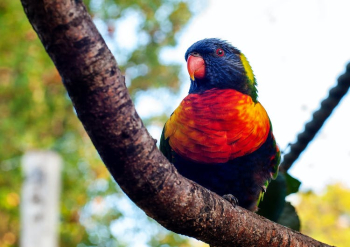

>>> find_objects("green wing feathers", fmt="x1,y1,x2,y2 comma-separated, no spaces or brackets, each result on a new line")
160,125,173,163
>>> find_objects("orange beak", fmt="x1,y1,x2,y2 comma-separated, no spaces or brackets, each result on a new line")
187,55,205,81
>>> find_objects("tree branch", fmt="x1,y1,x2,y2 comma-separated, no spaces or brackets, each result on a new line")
20,0,332,246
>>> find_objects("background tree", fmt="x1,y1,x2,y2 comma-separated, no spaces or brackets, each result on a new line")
296,183,350,247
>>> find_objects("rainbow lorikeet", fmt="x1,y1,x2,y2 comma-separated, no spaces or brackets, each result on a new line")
160,38,280,212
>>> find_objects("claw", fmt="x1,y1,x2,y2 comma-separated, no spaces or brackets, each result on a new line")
223,194,238,207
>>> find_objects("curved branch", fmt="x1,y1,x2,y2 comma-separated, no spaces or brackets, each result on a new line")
20,0,332,246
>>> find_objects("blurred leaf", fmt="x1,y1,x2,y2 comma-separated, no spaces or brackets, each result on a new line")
258,173,287,222
285,172,301,195
258,172,301,230
277,202,300,231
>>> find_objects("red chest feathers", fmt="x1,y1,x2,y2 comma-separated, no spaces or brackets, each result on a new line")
164,89,271,164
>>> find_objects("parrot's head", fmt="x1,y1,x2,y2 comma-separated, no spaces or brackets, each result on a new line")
185,38,257,101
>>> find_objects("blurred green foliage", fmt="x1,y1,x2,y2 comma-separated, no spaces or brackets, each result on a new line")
0,0,206,246
296,183,350,247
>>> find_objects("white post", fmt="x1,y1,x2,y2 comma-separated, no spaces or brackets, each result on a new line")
21,151,62,247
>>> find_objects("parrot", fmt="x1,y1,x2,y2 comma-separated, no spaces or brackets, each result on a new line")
160,38,280,212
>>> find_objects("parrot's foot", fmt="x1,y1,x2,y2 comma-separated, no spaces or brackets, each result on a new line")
223,194,238,207
153,138,158,144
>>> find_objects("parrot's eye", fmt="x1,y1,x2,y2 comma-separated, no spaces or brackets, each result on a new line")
216,48,225,57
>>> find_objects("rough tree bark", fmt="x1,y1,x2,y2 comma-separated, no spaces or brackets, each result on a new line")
20,0,333,246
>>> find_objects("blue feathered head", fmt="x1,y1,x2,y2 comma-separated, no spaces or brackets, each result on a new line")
185,38,258,101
